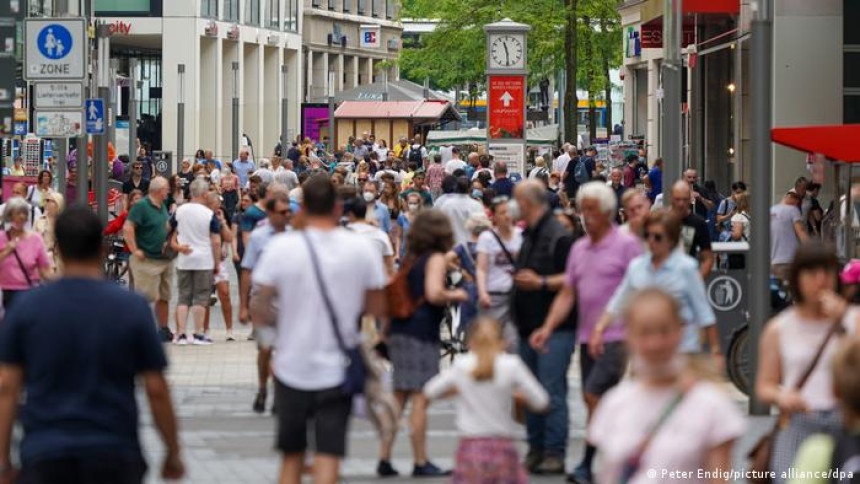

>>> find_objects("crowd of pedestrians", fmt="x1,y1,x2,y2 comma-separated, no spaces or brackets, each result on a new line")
4,131,860,484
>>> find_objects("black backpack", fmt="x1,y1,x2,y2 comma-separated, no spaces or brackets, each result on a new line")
408,146,423,164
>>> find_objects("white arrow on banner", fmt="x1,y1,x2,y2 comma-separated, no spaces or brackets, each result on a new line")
500,91,514,107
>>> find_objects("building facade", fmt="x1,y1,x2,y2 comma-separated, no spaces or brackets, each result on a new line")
302,0,401,103
620,0,844,199
89,0,303,165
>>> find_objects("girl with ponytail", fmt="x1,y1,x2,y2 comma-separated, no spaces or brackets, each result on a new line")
424,317,549,483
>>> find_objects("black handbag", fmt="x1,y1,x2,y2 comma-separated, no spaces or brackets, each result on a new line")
301,232,367,395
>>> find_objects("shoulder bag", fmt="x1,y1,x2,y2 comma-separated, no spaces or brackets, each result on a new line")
300,232,399,439
3,231,35,288
619,391,685,484
489,230,517,268
747,318,845,484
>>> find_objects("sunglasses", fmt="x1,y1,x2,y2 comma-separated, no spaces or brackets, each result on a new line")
645,231,666,243
133,166,143,170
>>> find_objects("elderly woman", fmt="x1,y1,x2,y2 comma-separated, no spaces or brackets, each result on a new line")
1,198,53,310
528,157,549,181
33,192,64,272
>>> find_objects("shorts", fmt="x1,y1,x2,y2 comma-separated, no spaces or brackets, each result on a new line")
579,341,627,396
213,259,230,285
275,380,352,457
256,326,277,350
129,257,173,303
176,269,213,307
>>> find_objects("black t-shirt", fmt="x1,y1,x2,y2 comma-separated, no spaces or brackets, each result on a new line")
680,213,712,259
0,279,167,465
122,177,150,195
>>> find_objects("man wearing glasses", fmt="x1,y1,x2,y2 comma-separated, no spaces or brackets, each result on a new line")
122,160,150,210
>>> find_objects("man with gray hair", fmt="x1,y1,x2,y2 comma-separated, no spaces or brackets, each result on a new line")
530,181,643,482
169,178,221,345
274,158,300,192
125,176,174,341
0,183,41,230
252,158,275,185
510,180,576,475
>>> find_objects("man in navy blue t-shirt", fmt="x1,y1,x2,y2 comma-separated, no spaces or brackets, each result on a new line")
0,206,183,483
490,161,515,198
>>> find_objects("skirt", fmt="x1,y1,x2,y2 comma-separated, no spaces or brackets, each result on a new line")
771,410,841,484
452,437,528,484
388,334,439,392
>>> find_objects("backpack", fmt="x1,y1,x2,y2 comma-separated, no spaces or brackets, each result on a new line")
385,258,424,319
573,157,590,184
408,146,423,165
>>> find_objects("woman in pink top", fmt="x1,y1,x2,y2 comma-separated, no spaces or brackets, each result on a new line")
756,243,860,483
1,198,53,311
589,288,745,484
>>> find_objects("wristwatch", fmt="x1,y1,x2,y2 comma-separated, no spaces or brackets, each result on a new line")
540,276,548,291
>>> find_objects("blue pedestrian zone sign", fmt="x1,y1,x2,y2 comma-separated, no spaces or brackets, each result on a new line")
86,99,105,135
38,24,73,60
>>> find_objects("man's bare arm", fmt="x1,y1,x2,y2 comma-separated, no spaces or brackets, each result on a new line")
0,366,22,469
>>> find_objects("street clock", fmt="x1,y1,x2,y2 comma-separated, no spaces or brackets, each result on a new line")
489,33,525,70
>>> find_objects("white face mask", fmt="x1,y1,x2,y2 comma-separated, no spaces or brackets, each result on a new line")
363,191,376,203
407,203,420,213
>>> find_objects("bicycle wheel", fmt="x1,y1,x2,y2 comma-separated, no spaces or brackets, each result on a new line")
726,324,753,396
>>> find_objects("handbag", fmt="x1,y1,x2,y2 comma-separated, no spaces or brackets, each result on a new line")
3,231,35,288
619,391,685,484
301,232,399,439
747,318,845,483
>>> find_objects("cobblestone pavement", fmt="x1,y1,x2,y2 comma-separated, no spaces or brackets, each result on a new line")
136,276,775,483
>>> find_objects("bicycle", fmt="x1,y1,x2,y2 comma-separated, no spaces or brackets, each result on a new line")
103,235,130,286
725,276,791,395
439,270,472,363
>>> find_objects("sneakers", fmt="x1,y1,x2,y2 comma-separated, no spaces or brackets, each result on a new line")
534,454,566,475
376,460,399,477
158,326,174,343
567,465,593,484
226,331,235,342
253,391,267,414
174,334,188,346
412,461,449,477
525,449,544,473
192,334,213,345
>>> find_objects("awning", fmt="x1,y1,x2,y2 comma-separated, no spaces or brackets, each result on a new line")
426,125,559,147
771,125,860,163
334,100,462,123
641,0,739,24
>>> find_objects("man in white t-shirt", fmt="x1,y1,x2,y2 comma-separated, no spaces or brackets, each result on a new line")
444,147,467,175
274,159,300,192
552,143,573,175
251,175,386,483
170,178,221,345
345,195,395,277
439,176,486,245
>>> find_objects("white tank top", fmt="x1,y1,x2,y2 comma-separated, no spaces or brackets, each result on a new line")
776,306,857,410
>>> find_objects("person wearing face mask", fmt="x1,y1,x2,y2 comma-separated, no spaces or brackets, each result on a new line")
362,180,391,234
396,192,423,260
530,182,643,483
756,243,860,483
588,288,745,484
438,176,485,246
591,210,721,367
476,197,523,351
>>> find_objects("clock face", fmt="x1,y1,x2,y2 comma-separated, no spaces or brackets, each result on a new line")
490,34,524,69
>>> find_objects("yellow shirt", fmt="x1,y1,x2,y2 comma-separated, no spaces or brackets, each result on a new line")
393,144,407,159
10,166,24,176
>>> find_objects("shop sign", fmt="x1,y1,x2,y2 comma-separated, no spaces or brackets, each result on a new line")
106,20,131,35
641,23,695,49
360,25,381,48
626,26,641,58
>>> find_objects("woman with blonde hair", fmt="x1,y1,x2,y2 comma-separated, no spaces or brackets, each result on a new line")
424,317,548,483
528,157,549,181
33,192,64,272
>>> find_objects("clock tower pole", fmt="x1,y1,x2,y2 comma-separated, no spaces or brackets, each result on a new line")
484,19,531,177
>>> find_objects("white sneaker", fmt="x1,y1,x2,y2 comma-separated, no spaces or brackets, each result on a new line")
193,334,213,345
175,334,188,346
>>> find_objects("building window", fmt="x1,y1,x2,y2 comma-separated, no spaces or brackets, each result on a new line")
201,0,218,17
312,0,320,7
357,0,365,14
371,0,377,16
245,0,260,25
329,0,336,10
224,0,239,21
265,0,279,28
385,0,393,19
343,0,351,12
284,0,298,30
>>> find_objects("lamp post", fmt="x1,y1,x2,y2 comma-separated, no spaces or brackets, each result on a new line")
177,64,185,168
660,0,682,207
327,69,335,152
129,58,138,161
749,0,773,416
232,61,240,163
281,64,289,155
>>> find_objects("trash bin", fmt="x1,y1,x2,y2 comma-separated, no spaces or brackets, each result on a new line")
708,242,750,356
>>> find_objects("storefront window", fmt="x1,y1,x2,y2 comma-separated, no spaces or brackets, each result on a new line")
201,0,217,18
224,0,239,22
245,0,260,25
265,0,279,28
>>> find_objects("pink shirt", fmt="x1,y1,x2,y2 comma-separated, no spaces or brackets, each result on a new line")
564,226,643,343
589,380,745,484
0,231,50,290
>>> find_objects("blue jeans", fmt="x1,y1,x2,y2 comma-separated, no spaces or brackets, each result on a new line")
518,330,576,456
